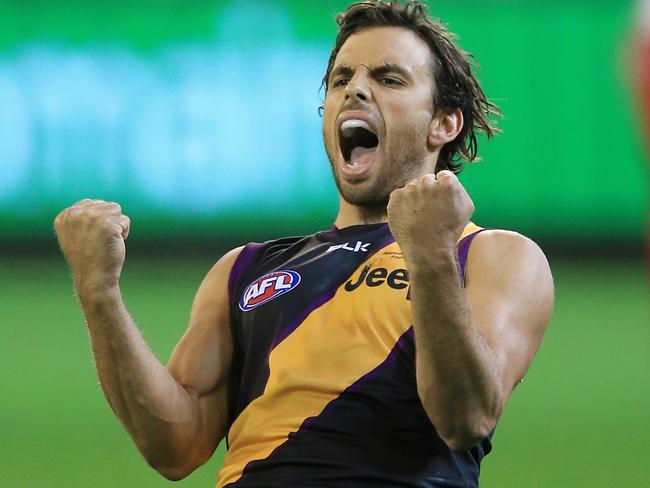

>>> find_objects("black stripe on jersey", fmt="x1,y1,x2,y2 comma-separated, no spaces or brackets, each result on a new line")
227,224,395,435
227,327,492,488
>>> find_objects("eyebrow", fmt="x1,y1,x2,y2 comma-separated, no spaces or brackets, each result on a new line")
329,63,412,84
372,63,412,81
329,65,354,84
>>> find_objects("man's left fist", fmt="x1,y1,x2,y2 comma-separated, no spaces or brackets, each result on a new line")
387,170,474,259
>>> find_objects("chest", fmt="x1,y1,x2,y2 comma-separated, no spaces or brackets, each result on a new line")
233,241,413,358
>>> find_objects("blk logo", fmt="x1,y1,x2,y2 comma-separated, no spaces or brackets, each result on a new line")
327,241,371,253
239,270,301,311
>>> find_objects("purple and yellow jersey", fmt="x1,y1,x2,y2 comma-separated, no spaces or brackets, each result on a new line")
217,222,491,488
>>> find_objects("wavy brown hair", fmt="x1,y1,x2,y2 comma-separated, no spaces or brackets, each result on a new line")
322,0,500,173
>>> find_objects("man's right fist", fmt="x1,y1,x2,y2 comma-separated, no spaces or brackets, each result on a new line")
54,199,131,292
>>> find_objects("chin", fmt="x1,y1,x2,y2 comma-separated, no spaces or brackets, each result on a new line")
337,177,390,208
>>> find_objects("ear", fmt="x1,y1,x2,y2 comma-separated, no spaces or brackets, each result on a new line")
427,108,463,148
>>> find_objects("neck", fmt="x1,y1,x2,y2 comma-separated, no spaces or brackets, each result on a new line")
332,154,441,229
333,196,388,229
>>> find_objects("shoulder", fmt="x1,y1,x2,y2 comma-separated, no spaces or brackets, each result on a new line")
196,246,246,302
466,229,553,291
204,246,245,282
469,229,548,265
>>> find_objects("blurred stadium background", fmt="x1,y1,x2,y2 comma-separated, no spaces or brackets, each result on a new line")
0,1,647,487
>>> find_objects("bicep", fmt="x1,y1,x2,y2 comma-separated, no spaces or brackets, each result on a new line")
465,231,554,399
167,247,243,446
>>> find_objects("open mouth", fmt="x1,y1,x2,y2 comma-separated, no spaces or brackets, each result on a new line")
339,119,380,165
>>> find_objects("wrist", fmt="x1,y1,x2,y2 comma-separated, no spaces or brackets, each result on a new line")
76,278,121,309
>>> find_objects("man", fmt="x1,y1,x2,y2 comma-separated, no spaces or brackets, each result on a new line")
55,1,553,487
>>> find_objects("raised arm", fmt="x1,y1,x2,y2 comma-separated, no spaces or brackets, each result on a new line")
388,172,553,451
54,199,241,480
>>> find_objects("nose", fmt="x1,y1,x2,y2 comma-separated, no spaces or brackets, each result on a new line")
345,71,371,103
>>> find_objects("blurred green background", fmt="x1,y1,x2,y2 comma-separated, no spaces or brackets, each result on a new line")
0,0,647,247
0,0,647,487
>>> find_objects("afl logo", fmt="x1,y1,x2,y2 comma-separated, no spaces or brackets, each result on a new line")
239,270,301,311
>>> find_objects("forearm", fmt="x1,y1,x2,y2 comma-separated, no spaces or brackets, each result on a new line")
77,284,199,471
408,250,503,449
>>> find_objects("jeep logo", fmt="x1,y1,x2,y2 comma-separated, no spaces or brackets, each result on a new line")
344,265,410,299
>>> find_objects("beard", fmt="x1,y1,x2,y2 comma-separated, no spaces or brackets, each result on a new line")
334,174,392,208
324,120,432,208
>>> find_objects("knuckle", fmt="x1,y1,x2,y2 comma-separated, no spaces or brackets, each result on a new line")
437,171,456,184
420,175,436,188
98,202,122,216
68,207,84,218
54,210,65,225
85,207,101,218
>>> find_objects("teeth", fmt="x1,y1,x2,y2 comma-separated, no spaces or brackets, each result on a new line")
341,119,373,137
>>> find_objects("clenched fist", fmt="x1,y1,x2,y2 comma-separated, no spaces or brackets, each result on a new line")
54,199,131,292
387,171,474,264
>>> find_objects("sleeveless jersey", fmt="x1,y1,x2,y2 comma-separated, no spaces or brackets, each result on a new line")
217,222,492,488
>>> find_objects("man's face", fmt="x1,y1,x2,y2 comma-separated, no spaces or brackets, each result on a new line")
322,26,438,208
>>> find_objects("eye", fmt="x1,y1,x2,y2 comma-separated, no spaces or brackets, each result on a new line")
380,77,402,86
332,77,350,88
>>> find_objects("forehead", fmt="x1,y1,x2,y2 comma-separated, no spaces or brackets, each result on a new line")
333,26,434,76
